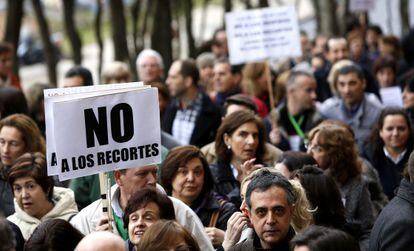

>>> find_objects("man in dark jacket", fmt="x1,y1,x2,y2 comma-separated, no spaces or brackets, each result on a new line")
162,59,221,148
369,150,414,251
229,169,295,251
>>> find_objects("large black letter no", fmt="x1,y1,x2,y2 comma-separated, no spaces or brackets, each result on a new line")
111,103,134,143
84,107,108,148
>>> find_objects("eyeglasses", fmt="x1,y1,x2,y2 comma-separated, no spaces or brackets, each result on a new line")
305,143,324,153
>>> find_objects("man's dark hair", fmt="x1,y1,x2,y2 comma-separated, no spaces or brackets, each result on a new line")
64,65,93,86
214,56,244,75
179,59,199,86
367,25,383,35
223,94,258,116
245,168,296,209
336,64,365,81
24,219,84,251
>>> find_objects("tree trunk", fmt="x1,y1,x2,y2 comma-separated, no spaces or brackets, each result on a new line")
318,0,339,36
400,0,410,35
199,0,211,43
4,0,24,78
183,0,196,58
31,0,57,85
311,0,322,34
62,0,82,64
95,0,103,84
336,0,349,35
151,0,173,75
243,0,252,9
109,0,129,62
259,0,269,8
131,0,141,55
224,0,232,12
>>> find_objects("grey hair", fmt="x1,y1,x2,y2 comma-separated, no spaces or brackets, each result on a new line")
136,49,164,70
285,70,314,91
246,168,296,209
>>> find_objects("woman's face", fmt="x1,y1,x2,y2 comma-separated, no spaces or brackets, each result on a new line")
165,235,190,251
239,180,251,213
12,176,50,219
307,132,328,169
0,126,26,166
225,122,259,163
171,158,204,205
376,67,395,88
128,202,161,245
379,114,410,151
402,87,414,109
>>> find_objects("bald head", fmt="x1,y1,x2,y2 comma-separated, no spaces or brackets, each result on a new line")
76,232,124,251
407,150,414,182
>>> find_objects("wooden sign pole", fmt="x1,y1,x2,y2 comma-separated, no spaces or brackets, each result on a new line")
265,61,275,110
99,172,113,231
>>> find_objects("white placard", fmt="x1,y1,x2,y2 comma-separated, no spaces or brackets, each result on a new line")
44,82,144,175
380,86,403,107
226,6,302,65
350,0,375,12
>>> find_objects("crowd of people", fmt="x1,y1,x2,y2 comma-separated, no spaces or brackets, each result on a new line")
1,17,414,251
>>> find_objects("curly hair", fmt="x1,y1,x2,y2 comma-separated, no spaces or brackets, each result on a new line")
308,124,361,185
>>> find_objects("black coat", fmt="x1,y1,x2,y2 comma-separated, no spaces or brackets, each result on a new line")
369,179,414,251
191,191,237,230
210,161,241,208
162,91,221,148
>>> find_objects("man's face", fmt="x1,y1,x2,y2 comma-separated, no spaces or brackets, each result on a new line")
0,52,12,77
248,186,294,249
138,56,162,84
166,61,187,98
326,39,349,64
214,63,237,94
289,75,317,111
63,76,84,88
117,165,158,198
0,126,26,166
336,72,365,108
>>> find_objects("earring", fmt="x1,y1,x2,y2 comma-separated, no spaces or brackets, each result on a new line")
227,144,231,150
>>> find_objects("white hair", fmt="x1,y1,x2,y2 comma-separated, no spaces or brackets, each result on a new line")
136,49,164,69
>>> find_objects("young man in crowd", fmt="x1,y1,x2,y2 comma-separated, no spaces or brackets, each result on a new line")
162,58,221,148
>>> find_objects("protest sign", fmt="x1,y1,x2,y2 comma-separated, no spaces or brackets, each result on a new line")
44,82,144,176
225,5,302,65
350,0,375,12
380,86,403,107
45,84,161,181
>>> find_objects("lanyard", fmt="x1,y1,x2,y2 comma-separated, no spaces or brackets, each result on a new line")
288,112,306,139
112,210,129,240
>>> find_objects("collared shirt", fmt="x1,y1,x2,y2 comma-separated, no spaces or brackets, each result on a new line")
383,147,407,164
230,164,239,180
172,92,202,145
